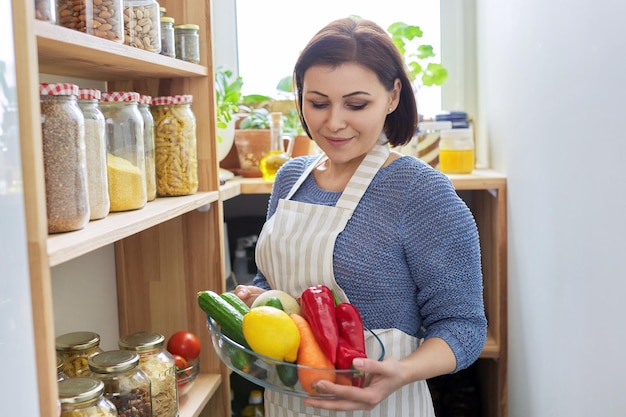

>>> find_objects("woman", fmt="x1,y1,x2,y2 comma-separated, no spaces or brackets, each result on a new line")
235,16,487,416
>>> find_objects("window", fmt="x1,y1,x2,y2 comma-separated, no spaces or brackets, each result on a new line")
233,0,442,117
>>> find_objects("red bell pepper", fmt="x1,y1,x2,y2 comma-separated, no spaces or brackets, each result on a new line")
332,290,366,355
300,285,339,364
336,337,367,387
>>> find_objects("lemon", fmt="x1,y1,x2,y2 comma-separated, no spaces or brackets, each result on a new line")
242,306,300,362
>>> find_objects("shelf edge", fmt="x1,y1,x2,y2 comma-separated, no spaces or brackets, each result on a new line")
179,373,222,417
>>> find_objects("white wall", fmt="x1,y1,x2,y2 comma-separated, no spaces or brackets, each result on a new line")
477,0,626,415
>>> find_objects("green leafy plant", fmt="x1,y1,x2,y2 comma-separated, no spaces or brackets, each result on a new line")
215,67,243,142
387,22,448,87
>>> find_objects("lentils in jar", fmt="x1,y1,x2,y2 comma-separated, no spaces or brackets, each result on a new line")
56,0,124,43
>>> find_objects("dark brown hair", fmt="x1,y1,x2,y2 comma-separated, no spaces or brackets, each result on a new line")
294,16,418,147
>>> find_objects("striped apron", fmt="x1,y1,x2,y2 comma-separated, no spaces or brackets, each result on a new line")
255,141,435,417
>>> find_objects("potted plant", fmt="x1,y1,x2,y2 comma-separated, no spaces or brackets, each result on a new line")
215,67,243,163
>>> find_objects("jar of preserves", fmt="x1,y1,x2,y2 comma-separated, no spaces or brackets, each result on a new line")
57,356,68,382
118,332,178,417
39,82,89,234
35,0,55,23
174,24,200,64
151,95,198,196
439,127,475,174
123,0,161,53
56,0,124,43
160,16,176,58
58,377,118,417
100,91,147,212
56,331,104,377
415,120,452,169
78,88,110,220
89,350,152,417
138,95,156,201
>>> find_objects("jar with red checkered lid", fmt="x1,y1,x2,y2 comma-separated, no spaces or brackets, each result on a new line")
39,82,89,233
77,88,110,220
138,95,156,201
100,91,147,212
151,95,198,196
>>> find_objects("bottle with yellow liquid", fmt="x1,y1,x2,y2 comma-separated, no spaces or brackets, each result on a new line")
259,112,294,182
439,127,475,174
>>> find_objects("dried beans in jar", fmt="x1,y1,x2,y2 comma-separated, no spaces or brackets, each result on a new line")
39,82,89,234
123,0,161,52
77,88,110,220
34,0,55,23
56,0,124,43
151,95,198,196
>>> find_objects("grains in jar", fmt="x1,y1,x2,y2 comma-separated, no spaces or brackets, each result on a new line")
119,332,179,417
58,378,118,417
174,24,200,64
138,95,156,201
40,82,90,234
151,95,198,196
78,89,110,220
100,91,147,212
123,0,161,53
56,0,124,43
89,350,152,417
55,331,104,377
160,16,176,58
35,0,55,23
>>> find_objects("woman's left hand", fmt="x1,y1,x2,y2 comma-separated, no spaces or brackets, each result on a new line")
303,356,408,412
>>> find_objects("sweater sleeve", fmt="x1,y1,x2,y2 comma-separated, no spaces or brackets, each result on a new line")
402,168,487,371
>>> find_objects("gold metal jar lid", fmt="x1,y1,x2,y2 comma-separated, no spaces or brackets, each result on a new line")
55,331,101,351
118,331,165,352
174,24,199,31
58,377,104,404
89,350,140,374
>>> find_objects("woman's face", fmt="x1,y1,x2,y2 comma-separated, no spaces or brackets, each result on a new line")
301,63,400,166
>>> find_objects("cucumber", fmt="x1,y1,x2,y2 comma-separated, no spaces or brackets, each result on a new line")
197,290,248,347
220,291,250,315
227,344,252,373
276,363,298,388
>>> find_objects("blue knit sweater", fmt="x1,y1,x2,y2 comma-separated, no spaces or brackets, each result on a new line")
253,155,487,372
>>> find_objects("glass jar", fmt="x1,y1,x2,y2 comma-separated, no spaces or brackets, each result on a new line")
118,332,179,417
56,0,123,43
39,82,89,234
35,0,55,23
160,16,176,58
123,0,162,53
55,331,104,378
151,95,198,196
89,350,152,417
100,91,147,212
57,356,68,382
78,88,110,220
58,377,118,417
439,127,475,174
138,95,156,201
174,24,200,64
415,121,452,169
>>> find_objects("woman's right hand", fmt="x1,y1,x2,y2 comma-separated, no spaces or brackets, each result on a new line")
235,285,265,307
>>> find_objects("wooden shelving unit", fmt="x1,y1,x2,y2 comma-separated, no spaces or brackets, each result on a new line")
222,169,508,417
14,0,230,415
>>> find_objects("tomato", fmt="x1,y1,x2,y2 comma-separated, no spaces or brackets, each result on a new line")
173,354,189,371
167,331,201,360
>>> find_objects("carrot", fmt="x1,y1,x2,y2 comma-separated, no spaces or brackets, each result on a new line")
290,313,337,394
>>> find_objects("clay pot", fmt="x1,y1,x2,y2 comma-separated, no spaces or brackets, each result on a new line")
233,129,271,177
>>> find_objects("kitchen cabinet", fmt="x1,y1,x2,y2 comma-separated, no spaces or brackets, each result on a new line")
221,169,508,417
13,0,230,415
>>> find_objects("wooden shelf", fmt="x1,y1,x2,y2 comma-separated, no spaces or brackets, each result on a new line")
47,192,219,267
179,373,222,417
34,20,208,80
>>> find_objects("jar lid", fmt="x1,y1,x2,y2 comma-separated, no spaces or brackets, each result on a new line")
174,24,199,31
118,331,165,351
440,127,473,139
139,95,152,105
101,91,140,103
152,94,193,105
418,121,452,132
77,88,101,100
56,331,101,351
58,377,104,404
39,83,79,96
89,350,140,374
161,16,175,24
